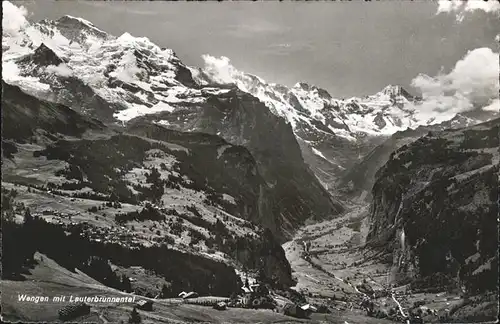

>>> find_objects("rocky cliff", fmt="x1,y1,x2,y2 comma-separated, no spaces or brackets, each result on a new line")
366,118,499,295
339,112,494,201
133,88,344,240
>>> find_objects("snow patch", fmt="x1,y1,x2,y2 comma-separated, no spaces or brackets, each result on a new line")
312,147,328,161
46,63,73,77
114,101,175,122
2,1,28,37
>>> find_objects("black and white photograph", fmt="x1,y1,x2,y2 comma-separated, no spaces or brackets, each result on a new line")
1,0,499,323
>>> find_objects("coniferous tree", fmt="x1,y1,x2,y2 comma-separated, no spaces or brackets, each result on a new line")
128,307,141,324
256,267,266,284
161,283,171,298
24,207,33,224
121,274,133,293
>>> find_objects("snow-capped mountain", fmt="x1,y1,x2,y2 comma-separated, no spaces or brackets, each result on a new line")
192,59,497,192
1,16,406,190
2,13,462,136
197,65,421,134
2,15,209,122
3,13,495,196
367,117,499,295
3,13,343,239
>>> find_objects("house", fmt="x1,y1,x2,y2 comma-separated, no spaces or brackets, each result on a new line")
409,314,423,324
300,304,317,317
241,293,252,308
282,303,307,318
241,284,260,294
136,300,153,311
250,284,269,295
438,308,450,321
300,304,317,312
213,301,227,311
182,291,199,299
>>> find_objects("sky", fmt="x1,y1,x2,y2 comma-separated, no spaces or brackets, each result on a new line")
8,0,500,97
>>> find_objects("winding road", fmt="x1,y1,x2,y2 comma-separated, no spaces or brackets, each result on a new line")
391,292,410,324
287,203,412,324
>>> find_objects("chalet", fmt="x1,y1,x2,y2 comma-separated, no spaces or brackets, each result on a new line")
213,301,227,311
300,304,317,312
240,294,251,308
136,299,153,311
241,283,262,294
437,308,450,321
249,284,268,295
182,291,199,299
282,303,307,318
300,304,317,317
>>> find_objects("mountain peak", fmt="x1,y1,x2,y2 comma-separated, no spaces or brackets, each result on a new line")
293,82,332,100
58,15,95,27
294,82,312,91
378,84,415,101
380,84,401,95
38,14,111,44
56,15,105,35
29,43,63,66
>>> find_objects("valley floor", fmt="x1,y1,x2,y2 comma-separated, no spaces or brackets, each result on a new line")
283,204,498,324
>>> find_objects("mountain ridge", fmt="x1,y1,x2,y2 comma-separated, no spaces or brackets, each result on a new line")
3,13,344,241
366,118,499,296
5,13,496,200
2,80,296,291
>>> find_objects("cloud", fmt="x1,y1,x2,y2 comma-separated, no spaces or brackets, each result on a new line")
482,98,499,112
2,1,29,37
46,64,74,78
198,55,269,97
436,0,500,21
199,55,242,85
411,47,499,117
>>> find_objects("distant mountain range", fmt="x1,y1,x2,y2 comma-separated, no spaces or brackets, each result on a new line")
4,14,497,200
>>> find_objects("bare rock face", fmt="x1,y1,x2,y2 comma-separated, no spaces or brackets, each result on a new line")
1,81,105,140
20,43,64,67
133,89,344,241
366,118,499,296
338,112,496,202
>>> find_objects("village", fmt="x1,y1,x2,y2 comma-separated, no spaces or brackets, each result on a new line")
2,182,469,324
54,274,327,323
38,209,434,324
